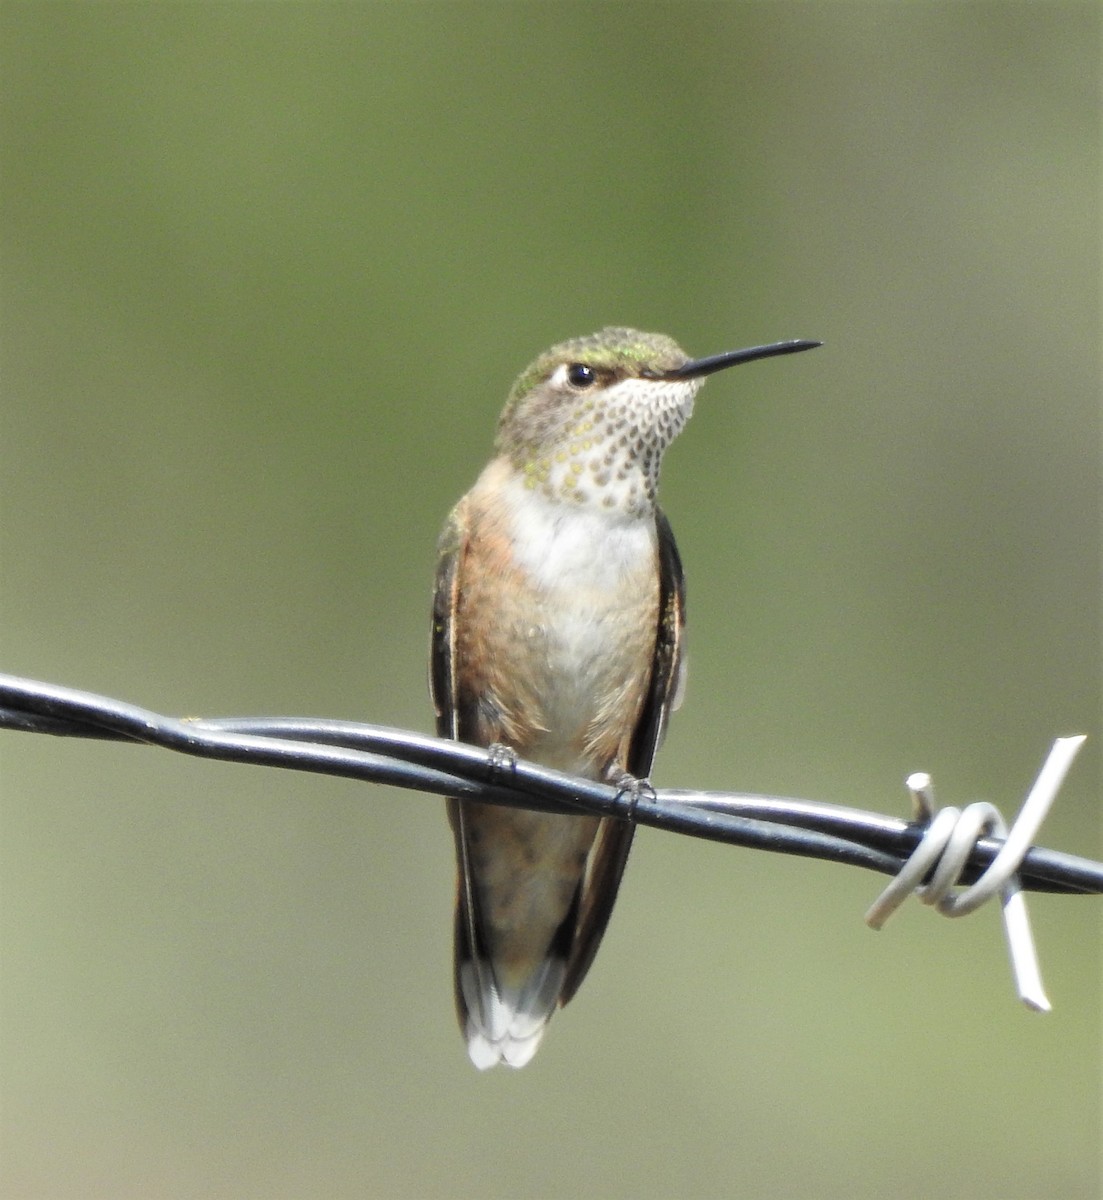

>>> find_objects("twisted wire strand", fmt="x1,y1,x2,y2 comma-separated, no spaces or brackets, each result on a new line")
0,670,1099,1012
865,737,1086,1011
0,672,1098,890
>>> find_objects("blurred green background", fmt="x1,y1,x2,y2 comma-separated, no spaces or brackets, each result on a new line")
1,3,1099,1197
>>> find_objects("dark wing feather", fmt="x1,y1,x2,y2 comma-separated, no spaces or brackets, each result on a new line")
430,504,464,741
627,507,687,774
559,507,686,1003
429,502,490,1031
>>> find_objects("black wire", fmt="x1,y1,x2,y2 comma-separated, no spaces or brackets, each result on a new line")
0,671,1099,894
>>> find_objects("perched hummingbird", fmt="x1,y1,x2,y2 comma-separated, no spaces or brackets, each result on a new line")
431,327,819,1069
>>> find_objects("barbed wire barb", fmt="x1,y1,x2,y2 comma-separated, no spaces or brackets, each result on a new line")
865,736,1087,1011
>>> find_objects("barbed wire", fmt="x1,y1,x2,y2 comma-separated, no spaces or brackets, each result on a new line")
1,672,1098,891
1,671,1099,1009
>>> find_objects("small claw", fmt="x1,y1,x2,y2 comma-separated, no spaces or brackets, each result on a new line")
606,767,657,822
486,742,519,781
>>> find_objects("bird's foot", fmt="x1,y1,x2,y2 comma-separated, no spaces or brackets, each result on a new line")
486,742,519,781
605,766,657,823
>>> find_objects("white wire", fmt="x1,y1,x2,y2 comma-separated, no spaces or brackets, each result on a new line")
865,736,1087,1013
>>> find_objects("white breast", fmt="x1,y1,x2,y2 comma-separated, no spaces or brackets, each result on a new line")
501,473,657,593
495,473,659,773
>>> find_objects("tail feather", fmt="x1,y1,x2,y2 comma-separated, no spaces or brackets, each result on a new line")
459,953,565,1069
450,804,589,1069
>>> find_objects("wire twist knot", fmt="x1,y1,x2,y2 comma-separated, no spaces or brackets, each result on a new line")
864,735,1087,1012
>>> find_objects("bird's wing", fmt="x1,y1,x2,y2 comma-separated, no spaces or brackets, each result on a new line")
429,501,464,741
559,507,686,1004
430,501,492,1040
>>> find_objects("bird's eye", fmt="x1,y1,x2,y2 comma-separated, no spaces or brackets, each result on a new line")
566,362,597,389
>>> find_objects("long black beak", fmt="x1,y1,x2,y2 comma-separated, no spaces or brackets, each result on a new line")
663,338,821,380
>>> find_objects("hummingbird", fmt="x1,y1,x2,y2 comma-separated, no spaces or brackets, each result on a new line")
430,327,819,1069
